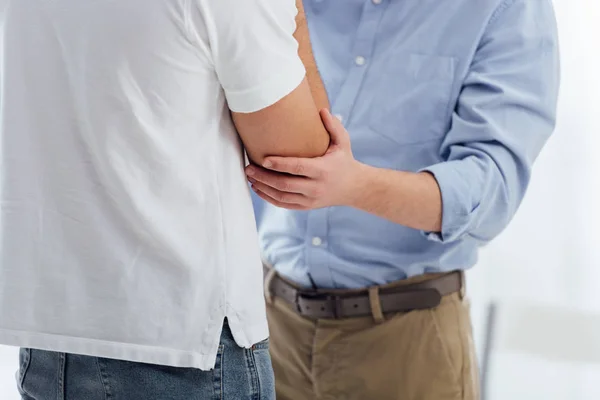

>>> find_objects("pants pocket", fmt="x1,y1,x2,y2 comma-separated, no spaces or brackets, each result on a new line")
17,349,66,400
457,298,481,400
428,295,480,400
249,341,275,400
17,348,32,397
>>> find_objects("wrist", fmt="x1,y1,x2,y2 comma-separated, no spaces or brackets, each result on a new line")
344,161,375,209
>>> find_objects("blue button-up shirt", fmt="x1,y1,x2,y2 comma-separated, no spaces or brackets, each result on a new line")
253,0,560,289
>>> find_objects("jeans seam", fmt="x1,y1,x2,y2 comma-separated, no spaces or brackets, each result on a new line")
245,349,260,400
95,358,112,400
213,345,224,400
253,350,261,400
58,353,66,400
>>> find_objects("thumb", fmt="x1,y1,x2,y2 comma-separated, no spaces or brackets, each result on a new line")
320,109,351,149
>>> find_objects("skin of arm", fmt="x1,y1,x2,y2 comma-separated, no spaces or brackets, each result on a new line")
232,0,330,166
293,0,330,112
351,165,443,232
246,110,442,232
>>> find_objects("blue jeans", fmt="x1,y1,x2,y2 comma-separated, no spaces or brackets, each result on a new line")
16,321,275,400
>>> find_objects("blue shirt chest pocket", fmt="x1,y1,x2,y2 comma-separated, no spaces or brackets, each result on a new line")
367,53,457,146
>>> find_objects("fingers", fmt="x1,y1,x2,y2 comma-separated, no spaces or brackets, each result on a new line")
320,109,351,148
250,180,310,206
261,157,321,178
251,186,308,211
246,166,312,194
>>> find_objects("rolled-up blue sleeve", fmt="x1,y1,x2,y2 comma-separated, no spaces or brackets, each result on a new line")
421,0,560,243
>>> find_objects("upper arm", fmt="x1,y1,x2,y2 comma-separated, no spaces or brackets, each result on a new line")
446,0,560,159
232,78,329,165
191,0,329,165
293,0,330,112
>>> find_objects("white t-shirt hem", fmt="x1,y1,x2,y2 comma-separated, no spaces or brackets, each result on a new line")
226,308,270,349
0,316,269,371
0,328,219,371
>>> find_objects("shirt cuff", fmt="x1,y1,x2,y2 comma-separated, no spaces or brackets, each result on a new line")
419,161,481,243
224,61,306,114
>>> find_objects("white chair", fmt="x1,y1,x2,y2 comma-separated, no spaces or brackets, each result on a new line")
480,301,600,400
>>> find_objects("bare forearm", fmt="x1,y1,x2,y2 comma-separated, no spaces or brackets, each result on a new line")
294,0,330,111
350,164,443,232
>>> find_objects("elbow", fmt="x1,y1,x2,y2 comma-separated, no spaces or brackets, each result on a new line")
304,127,330,157
249,127,330,166
282,124,331,159
287,130,330,160
246,150,269,168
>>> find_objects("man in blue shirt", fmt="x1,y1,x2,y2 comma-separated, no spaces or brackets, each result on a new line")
248,0,559,398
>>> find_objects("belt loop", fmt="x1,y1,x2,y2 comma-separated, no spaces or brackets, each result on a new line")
264,267,277,305
459,271,466,300
368,287,385,324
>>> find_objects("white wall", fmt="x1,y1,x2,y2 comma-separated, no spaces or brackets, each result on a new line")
0,346,19,399
468,0,600,398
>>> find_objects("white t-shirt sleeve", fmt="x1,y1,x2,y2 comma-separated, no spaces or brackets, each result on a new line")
190,0,306,113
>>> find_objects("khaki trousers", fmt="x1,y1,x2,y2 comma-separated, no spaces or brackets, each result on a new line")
266,274,480,400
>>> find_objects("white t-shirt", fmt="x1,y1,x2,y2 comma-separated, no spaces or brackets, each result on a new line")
0,0,305,370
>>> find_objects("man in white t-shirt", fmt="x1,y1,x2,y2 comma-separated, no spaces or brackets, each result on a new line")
0,0,329,398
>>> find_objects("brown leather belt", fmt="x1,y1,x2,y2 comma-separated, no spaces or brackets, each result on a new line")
265,267,462,320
